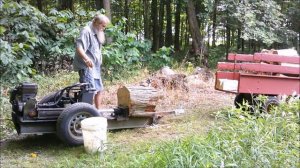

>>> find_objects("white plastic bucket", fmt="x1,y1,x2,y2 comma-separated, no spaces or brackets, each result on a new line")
81,117,108,154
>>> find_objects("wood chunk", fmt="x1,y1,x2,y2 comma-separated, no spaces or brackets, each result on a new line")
117,86,162,115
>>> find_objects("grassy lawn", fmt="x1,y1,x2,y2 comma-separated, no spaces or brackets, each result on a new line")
1,70,298,167
0,70,228,167
0,107,219,168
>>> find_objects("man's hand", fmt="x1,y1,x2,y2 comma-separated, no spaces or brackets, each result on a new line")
84,58,93,68
76,46,93,68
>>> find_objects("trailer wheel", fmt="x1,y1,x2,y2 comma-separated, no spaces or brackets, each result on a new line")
263,96,279,113
56,102,101,146
234,93,254,110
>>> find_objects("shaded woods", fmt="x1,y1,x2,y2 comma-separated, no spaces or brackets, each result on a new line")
1,0,299,85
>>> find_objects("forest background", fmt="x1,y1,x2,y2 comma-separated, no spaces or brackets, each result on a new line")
0,1,299,167
0,0,299,85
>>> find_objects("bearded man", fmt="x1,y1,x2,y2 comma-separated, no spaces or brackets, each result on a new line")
73,14,110,109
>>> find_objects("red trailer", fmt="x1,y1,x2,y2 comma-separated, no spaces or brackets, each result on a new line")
215,52,300,111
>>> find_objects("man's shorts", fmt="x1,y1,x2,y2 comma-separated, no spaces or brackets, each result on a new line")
78,69,104,92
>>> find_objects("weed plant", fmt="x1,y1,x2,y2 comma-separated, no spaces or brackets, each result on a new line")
93,98,299,168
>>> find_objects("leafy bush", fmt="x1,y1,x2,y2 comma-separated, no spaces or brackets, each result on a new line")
0,1,97,86
0,1,45,85
207,45,226,68
147,46,174,70
102,18,151,80
102,18,173,80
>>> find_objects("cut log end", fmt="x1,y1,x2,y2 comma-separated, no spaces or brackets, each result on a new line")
117,85,161,115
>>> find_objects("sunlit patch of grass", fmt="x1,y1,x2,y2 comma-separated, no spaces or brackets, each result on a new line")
34,70,79,99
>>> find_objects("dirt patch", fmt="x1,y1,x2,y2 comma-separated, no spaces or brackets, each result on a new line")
102,69,234,112
99,69,235,142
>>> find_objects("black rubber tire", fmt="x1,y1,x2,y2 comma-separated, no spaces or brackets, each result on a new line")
11,112,20,134
56,102,101,146
39,92,58,104
234,93,253,108
263,96,279,113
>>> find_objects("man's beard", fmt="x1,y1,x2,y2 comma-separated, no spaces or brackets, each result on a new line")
96,30,105,44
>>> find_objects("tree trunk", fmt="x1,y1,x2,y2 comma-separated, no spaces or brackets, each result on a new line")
186,0,207,63
212,0,218,47
165,0,172,47
117,86,162,115
37,0,43,11
124,0,130,33
185,15,189,47
58,0,74,11
143,0,150,40
237,28,241,51
253,40,256,52
206,24,211,65
103,0,111,20
151,0,159,51
95,0,103,10
226,15,230,59
248,40,251,52
180,14,185,48
297,32,300,53
241,38,244,52
174,0,181,51
231,30,235,48
159,0,165,48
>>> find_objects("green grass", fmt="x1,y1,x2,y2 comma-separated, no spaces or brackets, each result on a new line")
1,100,299,167
0,108,216,168
1,70,299,168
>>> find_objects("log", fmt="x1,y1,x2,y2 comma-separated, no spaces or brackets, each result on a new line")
117,86,162,115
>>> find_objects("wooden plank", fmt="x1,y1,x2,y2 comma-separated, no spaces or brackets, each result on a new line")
254,53,300,64
215,71,240,80
238,74,300,95
228,53,254,61
217,62,300,75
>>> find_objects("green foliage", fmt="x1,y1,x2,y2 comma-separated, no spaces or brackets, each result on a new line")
0,0,97,86
148,46,174,70
0,1,43,84
0,1,173,85
221,0,296,46
207,45,226,68
0,95,15,139
134,99,300,167
102,19,151,80
102,18,173,80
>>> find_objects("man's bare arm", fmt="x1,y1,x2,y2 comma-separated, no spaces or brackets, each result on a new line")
76,46,93,68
